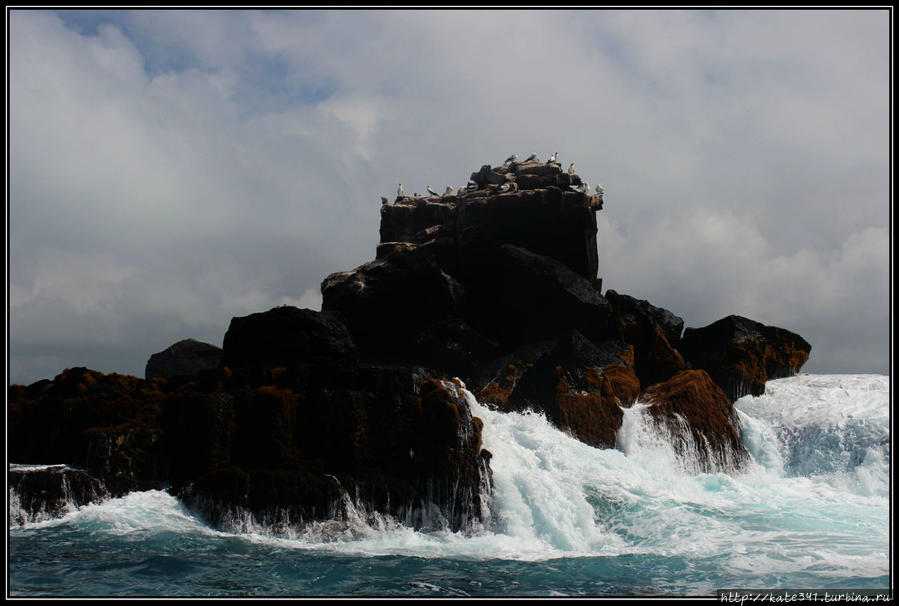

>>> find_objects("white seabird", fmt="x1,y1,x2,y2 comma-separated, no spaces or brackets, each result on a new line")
427,185,439,197
547,152,558,164
595,184,604,195
397,183,405,198
567,163,575,175
524,152,539,162
498,183,511,193
466,180,478,191
381,196,389,205
443,186,454,197
503,153,518,165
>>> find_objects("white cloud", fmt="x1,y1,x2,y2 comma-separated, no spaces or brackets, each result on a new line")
7,9,890,382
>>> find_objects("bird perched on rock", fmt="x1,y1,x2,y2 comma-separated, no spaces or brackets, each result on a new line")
547,152,558,164
381,196,389,205
397,183,405,198
503,153,518,165
524,152,539,162
569,181,588,193
443,186,454,197
567,163,575,176
595,184,604,195
466,180,478,191
498,183,511,193
457,186,466,196
427,185,439,197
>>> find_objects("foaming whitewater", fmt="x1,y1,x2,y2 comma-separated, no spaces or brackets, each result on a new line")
9,374,890,596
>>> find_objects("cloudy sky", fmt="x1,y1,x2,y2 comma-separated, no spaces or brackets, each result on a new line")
7,8,891,384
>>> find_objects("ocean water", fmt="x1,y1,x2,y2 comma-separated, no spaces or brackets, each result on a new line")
8,374,891,597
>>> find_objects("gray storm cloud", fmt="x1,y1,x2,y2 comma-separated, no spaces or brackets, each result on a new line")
8,9,890,384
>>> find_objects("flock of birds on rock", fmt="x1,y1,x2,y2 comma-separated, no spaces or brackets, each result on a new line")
387,152,603,204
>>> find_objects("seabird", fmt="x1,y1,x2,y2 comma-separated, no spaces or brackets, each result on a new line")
503,153,518,165
427,185,439,197
524,152,539,162
547,152,558,164
381,196,389,205
397,183,405,198
567,163,575,175
457,186,466,196
466,180,478,191
595,184,604,195
443,186,454,197
498,183,511,193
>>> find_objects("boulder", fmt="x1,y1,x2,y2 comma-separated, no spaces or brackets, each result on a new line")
456,188,598,279
460,244,612,349
501,331,640,448
145,338,222,381
7,368,169,497
9,465,108,525
678,315,812,401
321,250,466,363
172,369,490,532
605,290,685,388
222,306,357,369
641,369,749,473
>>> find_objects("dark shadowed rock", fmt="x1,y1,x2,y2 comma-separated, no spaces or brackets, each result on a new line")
456,188,598,279
678,315,812,401
7,368,168,497
378,186,599,279
321,251,465,363
9,464,109,525
222,306,357,369
641,369,750,473
145,338,223,381
500,331,640,448
605,290,685,389
605,290,684,346
460,244,611,350
172,370,489,532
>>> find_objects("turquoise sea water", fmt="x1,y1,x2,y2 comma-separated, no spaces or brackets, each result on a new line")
8,374,891,597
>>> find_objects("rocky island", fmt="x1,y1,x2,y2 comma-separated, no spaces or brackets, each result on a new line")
8,156,811,531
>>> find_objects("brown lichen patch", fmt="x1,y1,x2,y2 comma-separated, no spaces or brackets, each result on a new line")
555,392,623,449
641,369,748,471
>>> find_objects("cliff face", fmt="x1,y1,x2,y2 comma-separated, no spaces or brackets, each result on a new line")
8,155,811,531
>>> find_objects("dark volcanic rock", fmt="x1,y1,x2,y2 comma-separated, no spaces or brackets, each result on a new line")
605,290,684,346
641,369,750,473
605,290,685,389
172,370,489,532
321,250,466,364
7,367,167,495
9,464,109,525
461,244,612,349
378,186,599,279
500,331,640,448
455,188,598,279
9,364,491,533
145,338,223,381
678,315,812,401
222,306,357,369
